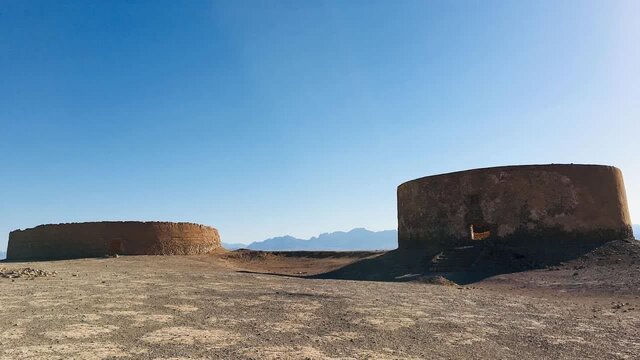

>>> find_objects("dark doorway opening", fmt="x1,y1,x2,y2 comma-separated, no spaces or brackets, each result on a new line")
470,224,491,240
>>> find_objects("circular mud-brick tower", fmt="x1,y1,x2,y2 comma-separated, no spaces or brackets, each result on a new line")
7,221,221,261
397,164,633,264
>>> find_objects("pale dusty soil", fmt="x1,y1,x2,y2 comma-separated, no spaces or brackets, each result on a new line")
1,250,640,359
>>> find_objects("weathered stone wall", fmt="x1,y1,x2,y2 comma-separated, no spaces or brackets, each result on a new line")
397,164,632,261
7,221,221,261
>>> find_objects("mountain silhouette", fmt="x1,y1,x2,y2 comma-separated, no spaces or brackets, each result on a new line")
224,224,640,252
220,242,249,251
227,228,398,251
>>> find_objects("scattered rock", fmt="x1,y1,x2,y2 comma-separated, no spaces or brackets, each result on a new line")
0,267,56,280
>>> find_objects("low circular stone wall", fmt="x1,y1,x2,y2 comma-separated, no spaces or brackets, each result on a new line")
397,164,633,262
7,221,221,261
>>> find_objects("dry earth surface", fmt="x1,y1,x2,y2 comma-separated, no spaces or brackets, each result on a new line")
1,242,640,359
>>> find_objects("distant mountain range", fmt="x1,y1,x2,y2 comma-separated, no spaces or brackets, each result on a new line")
220,242,248,251
224,224,640,251
223,228,398,251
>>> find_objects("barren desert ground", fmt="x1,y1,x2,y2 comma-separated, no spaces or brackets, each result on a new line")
1,245,640,359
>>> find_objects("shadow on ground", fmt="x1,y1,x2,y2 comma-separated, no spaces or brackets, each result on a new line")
310,239,640,285
232,249,516,285
308,249,499,285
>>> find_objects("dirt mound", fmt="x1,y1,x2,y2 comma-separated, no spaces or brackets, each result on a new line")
222,249,279,262
572,239,640,266
473,240,640,297
418,275,458,286
394,274,458,285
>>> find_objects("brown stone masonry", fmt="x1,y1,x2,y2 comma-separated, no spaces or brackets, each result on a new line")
7,221,221,261
397,164,632,263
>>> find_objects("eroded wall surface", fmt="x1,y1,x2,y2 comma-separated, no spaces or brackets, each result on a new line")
7,221,221,261
397,164,632,257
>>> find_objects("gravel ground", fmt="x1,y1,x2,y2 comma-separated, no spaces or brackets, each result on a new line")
0,253,639,359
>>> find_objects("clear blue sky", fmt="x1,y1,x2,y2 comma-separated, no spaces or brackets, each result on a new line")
1,0,638,249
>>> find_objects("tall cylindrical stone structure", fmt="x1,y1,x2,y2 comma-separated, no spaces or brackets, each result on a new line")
7,221,221,261
397,164,632,262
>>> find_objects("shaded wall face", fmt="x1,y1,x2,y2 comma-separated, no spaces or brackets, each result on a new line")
397,165,632,251
7,222,221,261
